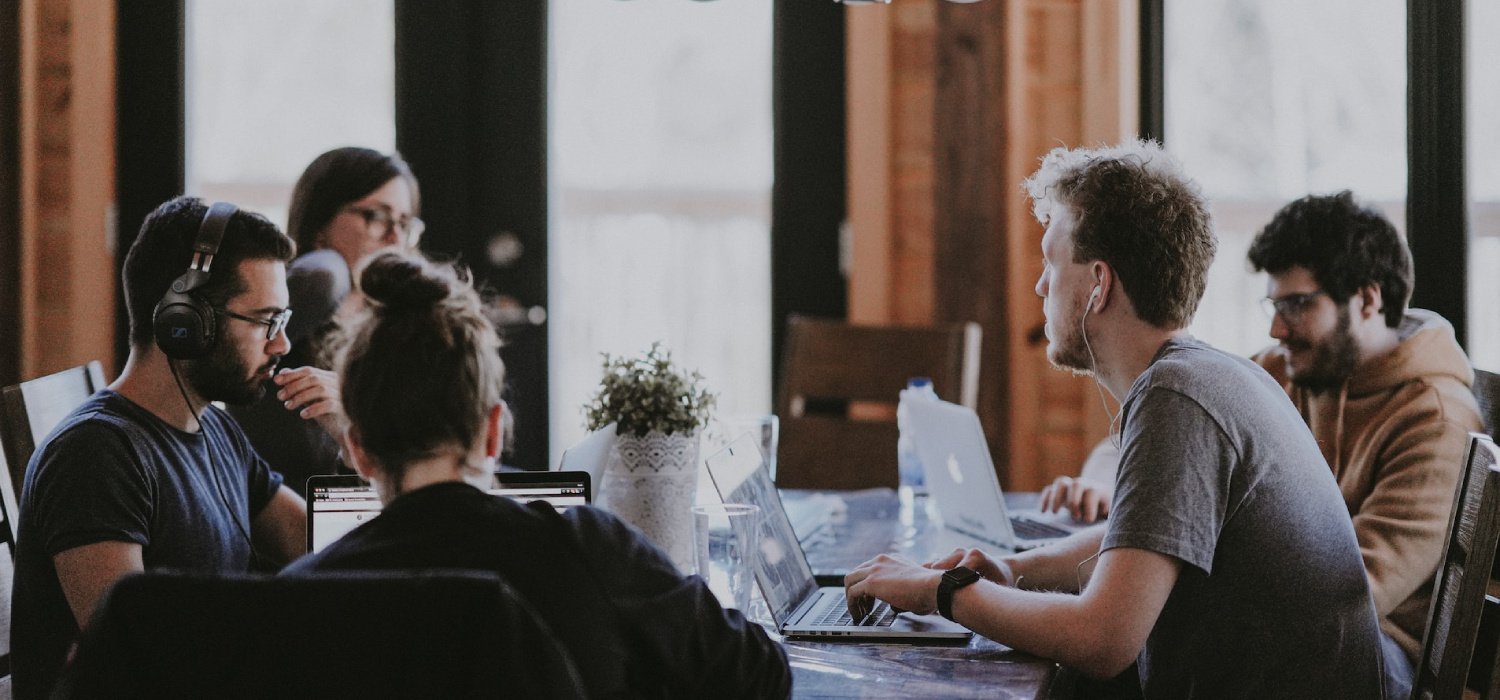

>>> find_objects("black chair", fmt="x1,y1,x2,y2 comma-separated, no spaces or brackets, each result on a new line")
0,360,108,494
0,432,15,695
55,570,586,699
1473,368,1500,438
776,315,981,490
1411,433,1500,700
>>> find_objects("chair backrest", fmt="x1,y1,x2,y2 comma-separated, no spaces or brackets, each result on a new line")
0,434,14,694
1473,368,1500,438
0,433,17,554
775,315,981,490
0,360,108,494
1470,594,1500,697
1412,433,1500,700
54,570,586,699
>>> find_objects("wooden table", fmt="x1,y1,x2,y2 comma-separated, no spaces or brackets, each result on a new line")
774,489,1059,699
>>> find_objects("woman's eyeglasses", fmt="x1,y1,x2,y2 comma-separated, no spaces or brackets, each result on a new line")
342,205,425,246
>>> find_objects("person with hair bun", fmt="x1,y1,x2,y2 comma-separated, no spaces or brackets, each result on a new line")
282,250,790,698
230,147,423,497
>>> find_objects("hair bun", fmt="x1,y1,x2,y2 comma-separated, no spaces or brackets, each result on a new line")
359,250,449,312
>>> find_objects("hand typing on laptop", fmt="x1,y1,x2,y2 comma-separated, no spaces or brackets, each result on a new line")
844,547,1017,621
1037,439,1120,524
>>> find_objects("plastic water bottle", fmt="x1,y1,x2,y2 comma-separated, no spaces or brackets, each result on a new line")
896,377,937,505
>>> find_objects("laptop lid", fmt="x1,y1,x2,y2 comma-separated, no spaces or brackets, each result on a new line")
702,435,820,628
305,471,593,553
556,423,615,486
906,398,1020,549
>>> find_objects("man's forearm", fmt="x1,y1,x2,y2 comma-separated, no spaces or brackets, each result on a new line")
1003,525,1106,593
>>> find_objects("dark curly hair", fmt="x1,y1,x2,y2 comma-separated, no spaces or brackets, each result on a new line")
1023,140,1216,328
1247,191,1411,328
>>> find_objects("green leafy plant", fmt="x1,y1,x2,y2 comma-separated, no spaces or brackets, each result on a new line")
585,343,717,438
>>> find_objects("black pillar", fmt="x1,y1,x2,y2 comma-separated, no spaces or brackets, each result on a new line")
771,0,847,388
395,1,549,469
1407,0,1466,346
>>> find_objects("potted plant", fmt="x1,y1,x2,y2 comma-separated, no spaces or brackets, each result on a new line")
585,343,716,571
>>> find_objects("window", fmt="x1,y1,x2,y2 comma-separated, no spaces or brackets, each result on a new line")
1468,0,1500,368
185,0,395,231
548,1,773,458
1167,0,1406,357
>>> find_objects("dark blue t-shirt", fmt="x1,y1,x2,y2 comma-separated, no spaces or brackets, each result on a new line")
11,389,283,700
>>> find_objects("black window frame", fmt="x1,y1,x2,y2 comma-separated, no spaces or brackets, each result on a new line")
1142,0,1468,347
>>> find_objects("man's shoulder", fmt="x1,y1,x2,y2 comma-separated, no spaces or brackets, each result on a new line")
35,392,146,457
1139,339,1271,396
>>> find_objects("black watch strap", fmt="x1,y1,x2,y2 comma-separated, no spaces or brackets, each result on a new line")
937,566,982,622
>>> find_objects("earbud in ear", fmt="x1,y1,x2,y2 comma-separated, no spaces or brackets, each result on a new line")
1089,286,1101,305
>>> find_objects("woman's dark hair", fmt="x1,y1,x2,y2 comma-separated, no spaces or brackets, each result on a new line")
287,147,420,255
1248,191,1412,328
331,251,504,480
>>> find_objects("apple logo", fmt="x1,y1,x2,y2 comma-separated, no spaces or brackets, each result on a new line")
946,453,964,484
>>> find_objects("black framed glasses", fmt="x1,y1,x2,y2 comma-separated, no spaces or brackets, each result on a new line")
1260,290,1328,324
218,308,292,341
342,205,425,246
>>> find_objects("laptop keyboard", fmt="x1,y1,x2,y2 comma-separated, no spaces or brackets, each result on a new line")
813,593,897,628
1010,517,1071,541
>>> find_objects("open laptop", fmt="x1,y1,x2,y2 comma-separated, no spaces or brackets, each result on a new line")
555,423,615,486
907,398,1089,551
704,435,971,642
305,471,592,553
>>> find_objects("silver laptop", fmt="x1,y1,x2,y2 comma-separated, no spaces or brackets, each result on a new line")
555,423,615,486
907,398,1088,551
704,435,971,642
305,471,592,553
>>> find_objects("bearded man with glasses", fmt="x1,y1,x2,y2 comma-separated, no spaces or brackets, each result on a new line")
12,198,313,700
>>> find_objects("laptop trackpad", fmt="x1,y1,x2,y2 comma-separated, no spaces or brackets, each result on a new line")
892,612,971,637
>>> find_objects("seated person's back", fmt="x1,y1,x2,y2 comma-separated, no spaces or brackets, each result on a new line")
281,250,789,698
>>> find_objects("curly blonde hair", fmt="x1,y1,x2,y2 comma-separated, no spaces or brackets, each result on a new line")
1023,140,1215,329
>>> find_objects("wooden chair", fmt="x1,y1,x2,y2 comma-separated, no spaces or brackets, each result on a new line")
1411,433,1500,700
0,431,15,694
0,360,108,494
55,570,586,699
775,315,981,490
1473,368,1500,438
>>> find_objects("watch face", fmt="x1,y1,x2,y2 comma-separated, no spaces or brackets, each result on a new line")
945,566,981,585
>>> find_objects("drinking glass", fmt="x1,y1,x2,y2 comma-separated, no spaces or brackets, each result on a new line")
691,503,760,611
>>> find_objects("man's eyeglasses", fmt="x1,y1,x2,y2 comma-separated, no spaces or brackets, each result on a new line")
218,308,293,341
1260,290,1328,324
343,205,425,246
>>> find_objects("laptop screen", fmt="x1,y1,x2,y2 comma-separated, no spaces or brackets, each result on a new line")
703,436,819,625
306,471,592,553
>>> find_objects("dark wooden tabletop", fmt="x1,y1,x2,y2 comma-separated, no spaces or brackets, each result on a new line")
774,489,1058,699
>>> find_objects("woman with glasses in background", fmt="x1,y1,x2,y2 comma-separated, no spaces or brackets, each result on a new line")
229,147,423,499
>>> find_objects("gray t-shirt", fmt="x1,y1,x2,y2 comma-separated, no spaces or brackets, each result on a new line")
1102,337,1383,699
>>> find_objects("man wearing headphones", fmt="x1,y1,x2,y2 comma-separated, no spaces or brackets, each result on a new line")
12,197,313,699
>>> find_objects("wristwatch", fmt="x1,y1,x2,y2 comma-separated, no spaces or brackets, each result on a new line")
937,566,982,622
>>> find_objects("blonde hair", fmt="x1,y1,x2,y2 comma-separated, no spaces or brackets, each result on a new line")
1023,140,1215,328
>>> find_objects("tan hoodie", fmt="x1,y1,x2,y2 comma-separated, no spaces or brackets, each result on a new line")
1254,309,1482,660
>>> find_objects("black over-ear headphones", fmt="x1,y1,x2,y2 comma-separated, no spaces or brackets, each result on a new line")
153,202,239,359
